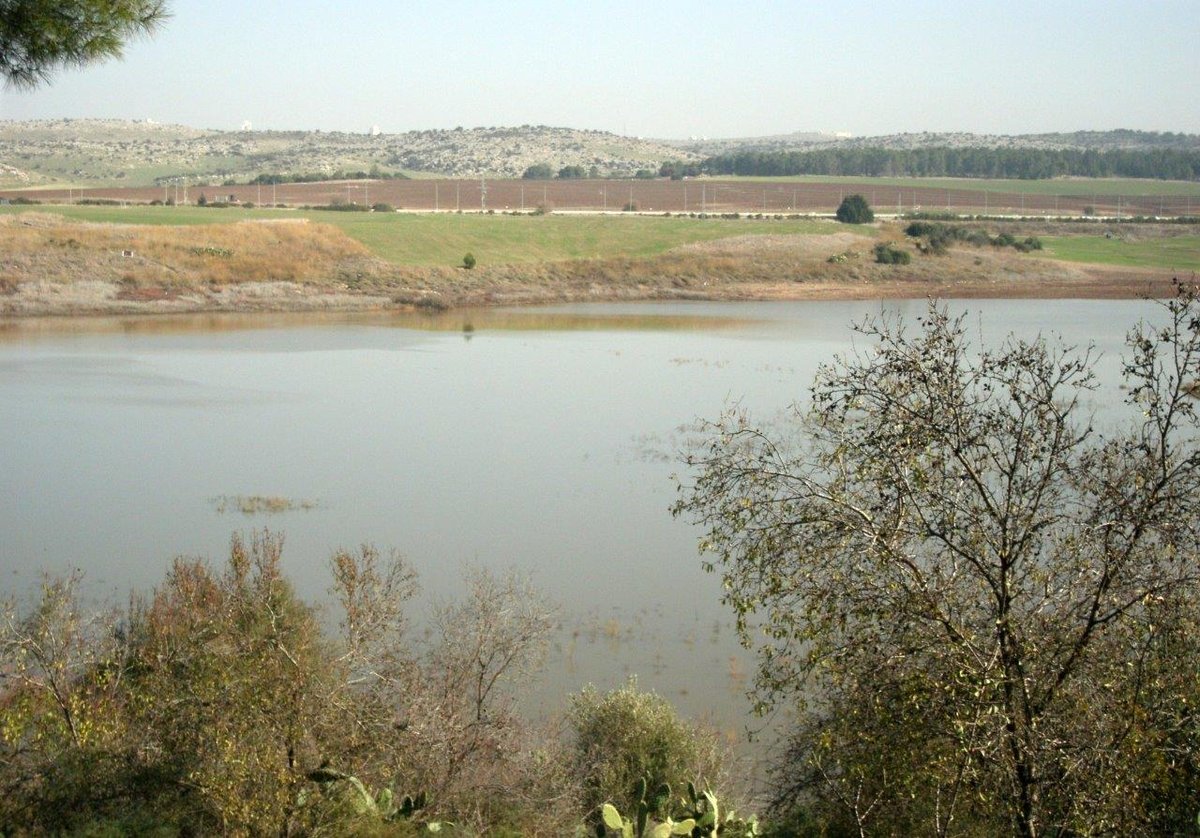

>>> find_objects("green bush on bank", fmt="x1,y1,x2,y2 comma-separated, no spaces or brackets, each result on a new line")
904,220,1043,254
872,242,911,264
570,679,733,822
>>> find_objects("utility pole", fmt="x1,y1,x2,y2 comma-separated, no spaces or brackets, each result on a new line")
435,182,439,211
480,177,487,211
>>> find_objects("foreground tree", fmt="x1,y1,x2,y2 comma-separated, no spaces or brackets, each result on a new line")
674,288,1200,836
0,0,168,88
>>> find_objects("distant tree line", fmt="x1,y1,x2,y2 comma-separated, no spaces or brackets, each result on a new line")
662,147,1200,181
522,164,602,179
250,169,408,185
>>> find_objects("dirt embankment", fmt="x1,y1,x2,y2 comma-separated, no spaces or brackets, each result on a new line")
0,215,1185,317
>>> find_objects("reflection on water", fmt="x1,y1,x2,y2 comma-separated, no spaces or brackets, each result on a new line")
0,298,1160,774
0,304,763,344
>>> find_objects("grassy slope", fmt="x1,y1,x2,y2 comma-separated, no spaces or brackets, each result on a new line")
0,205,839,267
1040,235,1200,272
323,213,836,266
723,174,1200,197
3,204,1198,275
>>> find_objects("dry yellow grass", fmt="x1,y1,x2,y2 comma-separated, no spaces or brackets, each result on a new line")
0,214,369,290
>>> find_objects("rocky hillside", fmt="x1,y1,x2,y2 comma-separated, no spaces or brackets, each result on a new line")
2,120,1196,189
672,129,1200,156
0,119,700,187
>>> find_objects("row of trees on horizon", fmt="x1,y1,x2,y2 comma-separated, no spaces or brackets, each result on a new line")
661,146,1200,181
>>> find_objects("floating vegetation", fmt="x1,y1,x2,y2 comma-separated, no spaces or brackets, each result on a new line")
628,431,672,464
668,356,728,368
211,494,319,515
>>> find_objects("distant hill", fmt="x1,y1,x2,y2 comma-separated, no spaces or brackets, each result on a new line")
674,129,1200,155
0,119,700,188
660,131,849,155
1,120,1196,189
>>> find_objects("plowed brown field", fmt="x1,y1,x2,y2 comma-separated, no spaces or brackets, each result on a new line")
6,178,1195,217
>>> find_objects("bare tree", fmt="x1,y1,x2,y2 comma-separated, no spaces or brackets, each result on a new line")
674,288,1200,836
415,565,565,824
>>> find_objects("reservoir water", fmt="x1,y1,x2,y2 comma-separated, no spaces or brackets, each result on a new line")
0,298,1160,752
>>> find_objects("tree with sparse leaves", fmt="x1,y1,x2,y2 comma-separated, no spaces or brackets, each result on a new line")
0,0,168,88
674,287,1200,836
0,534,574,834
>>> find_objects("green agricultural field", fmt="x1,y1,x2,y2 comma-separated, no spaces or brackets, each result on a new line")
315,212,837,266
1040,235,1200,272
0,204,840,267
727,174,1200,198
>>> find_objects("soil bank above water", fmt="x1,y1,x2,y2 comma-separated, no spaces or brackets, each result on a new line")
0,213,1189,318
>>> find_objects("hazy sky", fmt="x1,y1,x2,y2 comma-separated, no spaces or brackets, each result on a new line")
0,0,1196,138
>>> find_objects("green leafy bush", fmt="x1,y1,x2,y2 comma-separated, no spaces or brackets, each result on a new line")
835,194,874,224
462,252,476,269
570,680,727,820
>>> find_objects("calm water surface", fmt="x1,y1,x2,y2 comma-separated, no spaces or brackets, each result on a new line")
0,298,1158,751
